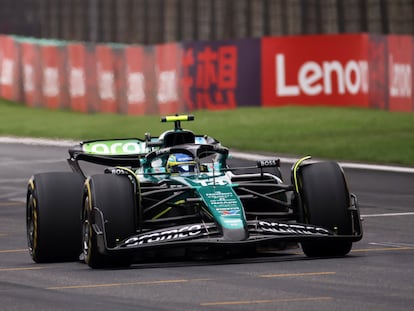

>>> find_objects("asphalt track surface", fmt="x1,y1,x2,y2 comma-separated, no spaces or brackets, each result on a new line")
1,141,413,311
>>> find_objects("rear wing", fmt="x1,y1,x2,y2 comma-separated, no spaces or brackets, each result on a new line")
67,138,146,177
67,114,220,176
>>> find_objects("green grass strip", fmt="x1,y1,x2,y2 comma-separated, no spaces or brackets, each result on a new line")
1,99,414,166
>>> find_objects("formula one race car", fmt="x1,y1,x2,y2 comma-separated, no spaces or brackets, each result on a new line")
26,115,362,268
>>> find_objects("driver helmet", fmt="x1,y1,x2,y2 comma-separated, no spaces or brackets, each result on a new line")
166,153,196,173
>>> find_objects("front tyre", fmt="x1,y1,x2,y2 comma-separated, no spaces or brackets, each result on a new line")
83,174,136,268
26,172,83,263
297,162,353,257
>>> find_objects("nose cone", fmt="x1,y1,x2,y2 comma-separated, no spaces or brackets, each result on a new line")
198,185,248,241
222,226,249,241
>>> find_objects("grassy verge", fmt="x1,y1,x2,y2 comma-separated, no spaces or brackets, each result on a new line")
1,99,414,166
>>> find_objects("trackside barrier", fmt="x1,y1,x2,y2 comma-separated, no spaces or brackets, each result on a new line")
67,43,88,113
95,44,118,113
40,43,69,110
387,36,413,112
0,34,413,113
123,45,148,115
155,43,183,115
0,35,22,102
21,40,41,107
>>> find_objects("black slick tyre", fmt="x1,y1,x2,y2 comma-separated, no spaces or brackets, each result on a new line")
297,162,353,257
26,172,84,263
83,174,136,268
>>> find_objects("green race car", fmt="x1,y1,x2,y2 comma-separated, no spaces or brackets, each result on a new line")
26,115,362,268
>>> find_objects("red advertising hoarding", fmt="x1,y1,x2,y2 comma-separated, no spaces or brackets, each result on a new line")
124,46,148,115
262,34,370,108
155,43,183,114
0,36,21,102
40,44,67,110
21,41,41,107
3,33,414,114
368,35,388,110
96,45,118,113
83,44,99,113
67,43,88,113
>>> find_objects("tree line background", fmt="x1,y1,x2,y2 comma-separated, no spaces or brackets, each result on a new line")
0,0,413,44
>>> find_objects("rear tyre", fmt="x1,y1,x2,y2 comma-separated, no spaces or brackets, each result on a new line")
297,162,353,257
26,172,83,263
83,174,136,268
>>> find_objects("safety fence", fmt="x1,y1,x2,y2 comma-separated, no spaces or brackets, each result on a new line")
0,33,413,114
1,0,413,44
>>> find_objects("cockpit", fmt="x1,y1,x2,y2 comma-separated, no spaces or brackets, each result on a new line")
142,144,229,178
166,153,197,173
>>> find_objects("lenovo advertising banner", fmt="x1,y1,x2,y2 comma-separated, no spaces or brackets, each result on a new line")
262,34,370,108
182,38,261,111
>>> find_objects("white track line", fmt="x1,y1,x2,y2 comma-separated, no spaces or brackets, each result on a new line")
2,136,414,174
230,151,414,174
361,212,414,218
0,136,77,147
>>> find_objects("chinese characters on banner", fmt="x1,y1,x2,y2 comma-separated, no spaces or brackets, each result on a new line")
182,39,261,111
194,45,238,110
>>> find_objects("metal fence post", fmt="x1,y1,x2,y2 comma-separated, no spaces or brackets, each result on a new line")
379,0,389,34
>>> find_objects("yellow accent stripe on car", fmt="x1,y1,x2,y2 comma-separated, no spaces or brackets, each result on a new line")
33,198,38,251
28,177,34,190
83,178,93,265
293,156,312,193
28,177,38,252
152,199,187,220
115,166,141,196
152,207,173,220
201,206,213,218
84,178,93,212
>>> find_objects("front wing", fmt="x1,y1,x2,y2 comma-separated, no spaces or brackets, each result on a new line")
90,208,363,256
